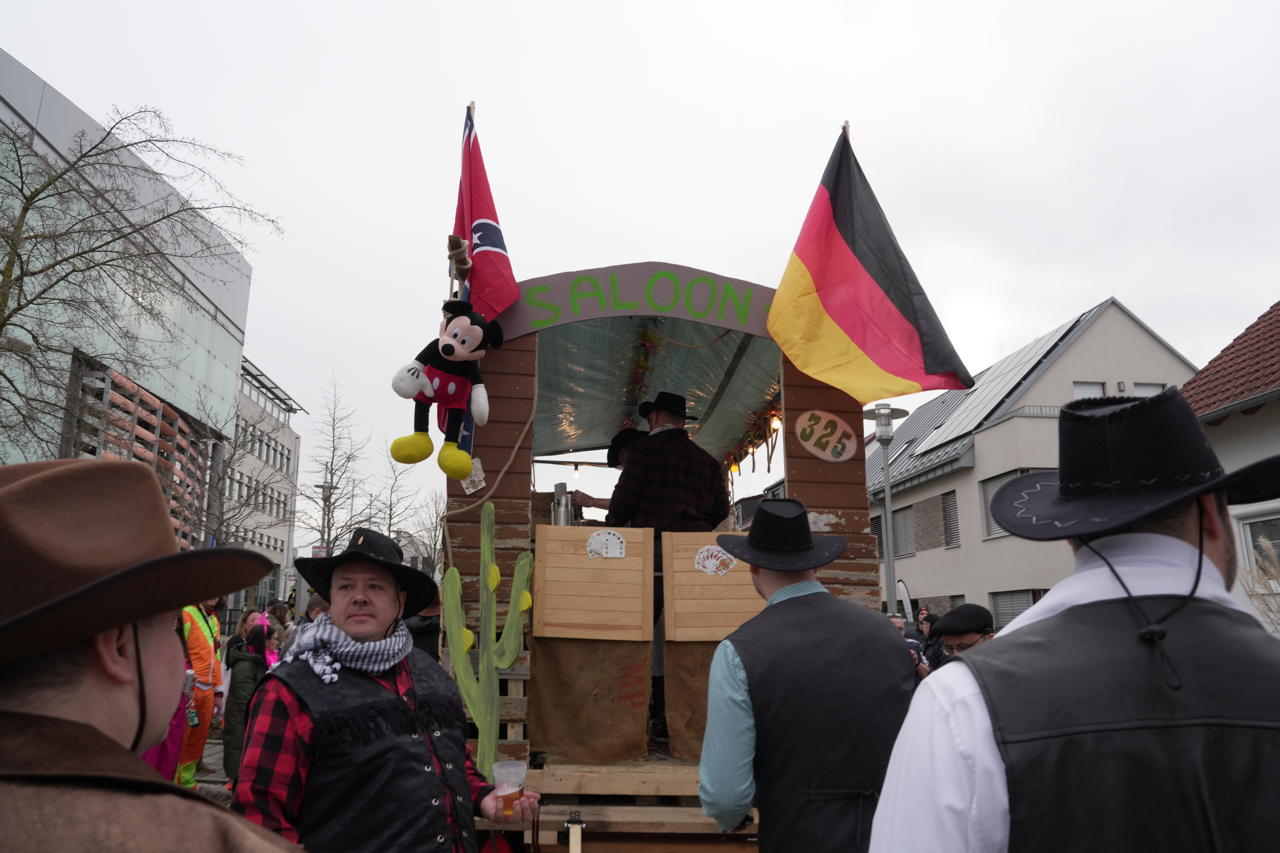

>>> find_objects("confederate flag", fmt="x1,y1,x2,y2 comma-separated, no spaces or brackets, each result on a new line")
454,105,519,321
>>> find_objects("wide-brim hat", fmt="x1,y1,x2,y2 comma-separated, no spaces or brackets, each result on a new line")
991,388,1280,541
294,528,437,614
607,428,648,468
638,391,698,421
0,459,274,665
718,498,846,572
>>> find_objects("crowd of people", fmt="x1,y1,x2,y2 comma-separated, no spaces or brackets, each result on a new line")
2,388,1279,852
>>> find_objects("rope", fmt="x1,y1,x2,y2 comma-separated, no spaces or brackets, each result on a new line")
441,347,540,569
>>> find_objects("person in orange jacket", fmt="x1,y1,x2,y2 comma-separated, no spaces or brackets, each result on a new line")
175,597,223,788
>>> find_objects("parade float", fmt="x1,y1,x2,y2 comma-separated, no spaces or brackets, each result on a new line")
434,260,882,851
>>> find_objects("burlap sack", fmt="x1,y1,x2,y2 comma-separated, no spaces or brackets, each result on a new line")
664,641,717,760
527,635,649,763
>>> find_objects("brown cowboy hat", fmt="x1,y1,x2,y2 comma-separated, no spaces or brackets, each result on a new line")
0,459,274,664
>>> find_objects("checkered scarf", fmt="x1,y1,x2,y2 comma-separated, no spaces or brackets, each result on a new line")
284,612,412,684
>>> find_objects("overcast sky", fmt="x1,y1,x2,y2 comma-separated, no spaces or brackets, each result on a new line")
7,1,1279,520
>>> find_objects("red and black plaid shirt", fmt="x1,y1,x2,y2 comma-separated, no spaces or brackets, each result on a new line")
232,659,491,849
606,427,729,533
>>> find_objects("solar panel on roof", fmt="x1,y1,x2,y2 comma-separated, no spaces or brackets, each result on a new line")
911,318,1075,456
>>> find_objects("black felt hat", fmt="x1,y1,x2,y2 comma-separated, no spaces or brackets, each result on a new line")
718,498,846,572
294,528,437,614
638,391,698,421
607,428,648,468
991,388,1280,541
933,604,994,637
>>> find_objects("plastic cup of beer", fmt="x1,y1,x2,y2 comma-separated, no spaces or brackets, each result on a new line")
491,760,527,817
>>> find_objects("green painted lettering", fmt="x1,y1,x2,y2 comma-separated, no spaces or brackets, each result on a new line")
718,278,752,326
525,285,562,328
684,276,716,318
645,271,680,312
569,275,607,316
609,272,638,311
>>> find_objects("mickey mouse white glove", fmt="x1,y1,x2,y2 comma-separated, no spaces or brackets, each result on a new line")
391,362,433,399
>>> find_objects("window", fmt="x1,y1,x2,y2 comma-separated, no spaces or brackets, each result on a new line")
990,589,1045,629
981,469,1042,538
1133,382,1165,397
942,491,960,547
870,508,915,558
1245,515,1280,573
1073,381,1105,399
891,506,916,558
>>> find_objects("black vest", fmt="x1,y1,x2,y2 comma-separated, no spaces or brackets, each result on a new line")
964,596,1280,853
728,591,915,853
270,649,479,853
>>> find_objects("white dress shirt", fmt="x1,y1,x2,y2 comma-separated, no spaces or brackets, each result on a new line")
868,533,1256,853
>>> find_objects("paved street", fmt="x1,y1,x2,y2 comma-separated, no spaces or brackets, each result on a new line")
194,734,232,807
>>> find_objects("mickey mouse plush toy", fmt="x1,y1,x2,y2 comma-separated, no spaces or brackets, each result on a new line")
390,299,504,479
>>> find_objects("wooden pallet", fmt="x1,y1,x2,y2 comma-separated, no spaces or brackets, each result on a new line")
474,758,758,849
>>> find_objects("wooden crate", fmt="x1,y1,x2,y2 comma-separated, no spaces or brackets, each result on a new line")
533,525,654,641
662,532,764,642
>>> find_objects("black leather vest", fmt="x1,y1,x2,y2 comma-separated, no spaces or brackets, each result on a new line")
270,649,479,853
964,596,1280,853
728,591,915,853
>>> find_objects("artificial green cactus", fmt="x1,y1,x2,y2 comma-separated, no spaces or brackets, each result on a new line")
441,500,533,778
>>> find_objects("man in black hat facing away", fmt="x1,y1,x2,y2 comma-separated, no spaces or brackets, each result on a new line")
234,528,539,852
699,499,915,852
871,389,1280,851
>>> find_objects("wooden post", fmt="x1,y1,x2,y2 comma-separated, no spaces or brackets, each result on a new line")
780,356,880,606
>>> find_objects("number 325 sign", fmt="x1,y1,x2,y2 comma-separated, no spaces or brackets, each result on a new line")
794,410,856,462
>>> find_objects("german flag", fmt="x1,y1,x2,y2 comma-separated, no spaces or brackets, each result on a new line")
768,131,973,402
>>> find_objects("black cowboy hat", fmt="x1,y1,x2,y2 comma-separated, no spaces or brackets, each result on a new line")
991,388,1280,541
294,528,438,614
718,498,846,572
638,391,698,421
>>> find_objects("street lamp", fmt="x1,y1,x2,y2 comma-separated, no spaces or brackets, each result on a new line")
864,403,909,617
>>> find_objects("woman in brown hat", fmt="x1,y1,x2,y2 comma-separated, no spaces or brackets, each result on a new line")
0,459,298,851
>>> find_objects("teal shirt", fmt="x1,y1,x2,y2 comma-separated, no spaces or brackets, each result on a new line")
698,580,829,831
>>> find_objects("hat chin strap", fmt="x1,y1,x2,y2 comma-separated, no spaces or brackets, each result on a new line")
1083,501,1206,692
128,622,147,752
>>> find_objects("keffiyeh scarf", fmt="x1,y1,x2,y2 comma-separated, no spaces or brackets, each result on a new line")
284,612,412,684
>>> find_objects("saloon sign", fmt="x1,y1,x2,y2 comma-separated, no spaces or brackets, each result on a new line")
794,409,856,463
495,261,775,340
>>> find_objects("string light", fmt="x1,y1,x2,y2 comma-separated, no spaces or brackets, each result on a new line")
729,461,740,474
573,463,580,479
770,414,783,432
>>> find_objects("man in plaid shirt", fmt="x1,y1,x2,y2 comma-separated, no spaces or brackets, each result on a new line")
605,392,728,744
233,529,538,852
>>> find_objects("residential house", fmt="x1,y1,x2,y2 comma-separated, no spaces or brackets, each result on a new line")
1180,299,1280,630
867,298,1196,627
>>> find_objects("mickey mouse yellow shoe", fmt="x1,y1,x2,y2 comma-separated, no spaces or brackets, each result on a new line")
390,432,434,464
437,441,473,480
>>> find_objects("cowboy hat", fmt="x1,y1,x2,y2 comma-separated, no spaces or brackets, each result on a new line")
717,498,846,572
0,459,274,665
991,388,1280,541
638,391,698,421
294,528,437,614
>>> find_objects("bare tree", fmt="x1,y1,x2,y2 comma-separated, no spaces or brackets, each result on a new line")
0,107,277,461
398,489,448,577
370,448,423,538
297,379,375,557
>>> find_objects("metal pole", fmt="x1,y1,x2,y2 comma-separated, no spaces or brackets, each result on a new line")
881,444,896,617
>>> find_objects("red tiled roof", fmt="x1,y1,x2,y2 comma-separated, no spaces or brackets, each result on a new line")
1181,300,1280,417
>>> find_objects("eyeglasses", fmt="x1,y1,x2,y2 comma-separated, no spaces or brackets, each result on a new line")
943,635,991,656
